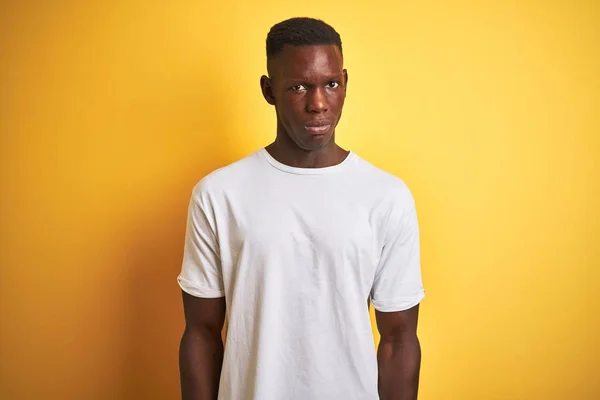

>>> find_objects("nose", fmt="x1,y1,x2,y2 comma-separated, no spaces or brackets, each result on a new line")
306,87,328,114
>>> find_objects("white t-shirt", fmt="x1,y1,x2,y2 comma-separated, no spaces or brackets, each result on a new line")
178,148,425,400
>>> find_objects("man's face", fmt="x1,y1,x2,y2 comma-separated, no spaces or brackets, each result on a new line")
261,44,348,151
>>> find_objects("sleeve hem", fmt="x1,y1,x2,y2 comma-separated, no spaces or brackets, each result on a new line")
371,290,425,312
177,275,225,298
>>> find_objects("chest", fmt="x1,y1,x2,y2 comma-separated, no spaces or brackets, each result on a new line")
216,184,383,269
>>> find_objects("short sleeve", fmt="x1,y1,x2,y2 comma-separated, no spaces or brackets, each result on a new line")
177,190,225,298
370,188,425,312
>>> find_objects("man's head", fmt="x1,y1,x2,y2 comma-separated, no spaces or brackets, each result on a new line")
261,17,348,152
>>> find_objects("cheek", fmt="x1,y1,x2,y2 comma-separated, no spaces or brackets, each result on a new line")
331,92,346,110
275,105,298,133
279,97,305,122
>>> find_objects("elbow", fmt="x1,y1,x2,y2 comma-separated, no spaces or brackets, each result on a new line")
380,329,420,347
378,332,421,363
182,324,222,344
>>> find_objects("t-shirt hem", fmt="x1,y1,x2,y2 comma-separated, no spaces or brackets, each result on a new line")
371,290,425,312
177,275,225,298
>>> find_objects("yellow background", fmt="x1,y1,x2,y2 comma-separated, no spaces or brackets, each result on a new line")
1,1,598,399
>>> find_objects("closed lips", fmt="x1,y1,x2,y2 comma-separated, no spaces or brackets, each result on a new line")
305,120,331,127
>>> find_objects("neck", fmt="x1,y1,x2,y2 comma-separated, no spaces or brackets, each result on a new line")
266,129,348,169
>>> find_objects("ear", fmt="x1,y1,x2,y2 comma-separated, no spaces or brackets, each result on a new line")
343,69,349,88
260,75,276,105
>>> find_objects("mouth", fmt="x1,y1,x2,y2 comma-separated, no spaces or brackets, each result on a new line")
304,120,332,135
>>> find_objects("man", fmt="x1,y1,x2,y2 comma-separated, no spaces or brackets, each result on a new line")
178,17,425,400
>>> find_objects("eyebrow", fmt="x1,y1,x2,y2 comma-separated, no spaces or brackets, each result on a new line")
282,73,344,84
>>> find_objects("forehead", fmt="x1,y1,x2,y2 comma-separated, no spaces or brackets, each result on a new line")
269,44,343,80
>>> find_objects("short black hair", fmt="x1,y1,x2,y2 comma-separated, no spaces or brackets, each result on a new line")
266,17,343,60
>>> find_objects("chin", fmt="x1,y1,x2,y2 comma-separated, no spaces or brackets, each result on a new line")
297,134,333,151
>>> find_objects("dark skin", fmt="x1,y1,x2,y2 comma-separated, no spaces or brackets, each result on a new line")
179,294,225,400
376,305,422,400
260,44,349,168
179,44,421,400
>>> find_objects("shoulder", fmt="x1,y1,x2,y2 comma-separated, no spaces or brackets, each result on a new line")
351,153,416,207
191,149,263,202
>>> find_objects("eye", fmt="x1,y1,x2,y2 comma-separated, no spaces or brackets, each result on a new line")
291,84,306,91
327,81,340,88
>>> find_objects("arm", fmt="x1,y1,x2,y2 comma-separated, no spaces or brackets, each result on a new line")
375,304,421,400
179,291,226,400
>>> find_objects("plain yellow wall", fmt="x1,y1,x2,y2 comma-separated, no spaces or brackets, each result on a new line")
1,1,598,399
